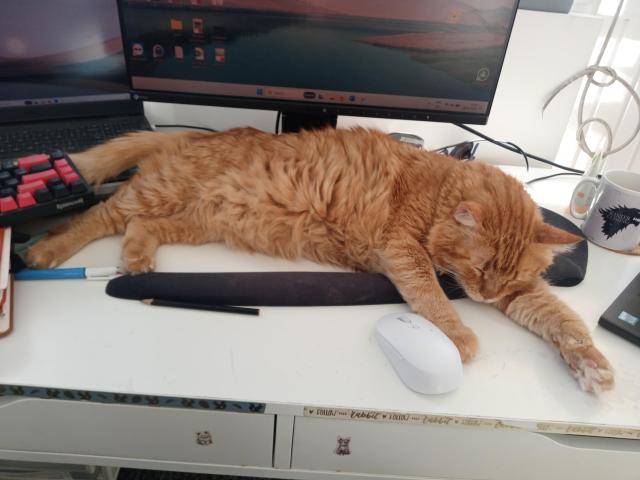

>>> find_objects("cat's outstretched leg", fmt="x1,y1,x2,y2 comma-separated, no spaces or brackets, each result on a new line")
495,280,614,393
382,236,479,362
121,215,210,272
26,199,126,268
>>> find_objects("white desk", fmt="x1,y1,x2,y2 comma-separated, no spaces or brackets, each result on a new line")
0,166,639,480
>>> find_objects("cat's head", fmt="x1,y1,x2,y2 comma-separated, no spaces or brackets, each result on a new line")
427,171,582,303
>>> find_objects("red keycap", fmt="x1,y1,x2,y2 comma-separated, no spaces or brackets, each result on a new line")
61,171,81,185
18,180,47,195
58,167,76,178
16,192,36,208
17,154,50,171
53,159,69,170
21,169,58,185
54,161,72,177
0,196,17,213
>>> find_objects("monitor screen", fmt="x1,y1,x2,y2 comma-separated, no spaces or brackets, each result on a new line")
0,0,130,111
118,0,519,124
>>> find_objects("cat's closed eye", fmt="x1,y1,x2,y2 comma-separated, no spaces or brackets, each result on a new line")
472,266,484,276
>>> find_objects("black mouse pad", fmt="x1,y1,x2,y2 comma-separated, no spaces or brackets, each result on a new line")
106,208,587,306
539,207,587,287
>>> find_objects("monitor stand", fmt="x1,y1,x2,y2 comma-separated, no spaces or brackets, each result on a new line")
280,111,338,133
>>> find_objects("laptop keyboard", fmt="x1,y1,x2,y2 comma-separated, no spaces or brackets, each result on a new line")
0,116,151,159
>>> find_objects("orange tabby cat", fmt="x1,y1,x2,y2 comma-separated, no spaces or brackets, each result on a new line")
26,127,613,392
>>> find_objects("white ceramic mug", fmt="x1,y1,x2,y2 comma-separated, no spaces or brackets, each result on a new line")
570,170,640,252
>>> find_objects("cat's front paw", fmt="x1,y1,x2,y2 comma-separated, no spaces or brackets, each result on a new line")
562,345,614,393
447,325,478,363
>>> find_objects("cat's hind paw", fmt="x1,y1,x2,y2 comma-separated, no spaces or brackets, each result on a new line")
122,254,156,273
26,236,70,269
121,235,157,273
564,345,615,394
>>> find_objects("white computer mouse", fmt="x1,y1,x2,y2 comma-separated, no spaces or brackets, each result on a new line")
376,312,463,394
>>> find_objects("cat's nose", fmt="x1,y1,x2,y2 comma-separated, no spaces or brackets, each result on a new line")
479,283,499,300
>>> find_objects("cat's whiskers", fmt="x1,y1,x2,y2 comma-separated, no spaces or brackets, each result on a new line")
436,265,458,278
436,266,475,299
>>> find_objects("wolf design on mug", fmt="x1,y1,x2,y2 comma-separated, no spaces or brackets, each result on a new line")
598,205,640,239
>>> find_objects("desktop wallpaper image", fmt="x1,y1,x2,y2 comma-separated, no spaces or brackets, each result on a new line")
0,0,129,102
123,0,517,103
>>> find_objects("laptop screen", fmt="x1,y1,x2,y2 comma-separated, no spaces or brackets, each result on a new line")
0,0,130,111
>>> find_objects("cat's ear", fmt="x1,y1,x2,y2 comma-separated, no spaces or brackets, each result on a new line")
454,201,482,228
535,223,583,245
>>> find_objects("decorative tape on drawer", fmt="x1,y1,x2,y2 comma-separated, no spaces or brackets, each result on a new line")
303,406,640,440
0,384,265,413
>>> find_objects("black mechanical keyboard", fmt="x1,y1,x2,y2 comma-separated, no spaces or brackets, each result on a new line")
0,150,95,226
0,116,151,159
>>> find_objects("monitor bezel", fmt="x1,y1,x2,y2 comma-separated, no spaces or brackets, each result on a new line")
131,89,490,125
0,98,144,125
118,0,521,126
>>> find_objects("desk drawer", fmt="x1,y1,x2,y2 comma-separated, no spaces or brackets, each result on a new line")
291,417,640,480
0,399,274,467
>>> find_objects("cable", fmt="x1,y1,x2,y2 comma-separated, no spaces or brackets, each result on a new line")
525,172,582,185
275,111,282,134
544,0,639,160
503,141,530,171
434,139,478,156
449,2,635,176
153,124,217,132
434,138,523,164
453,123,584,174
471,141,479,158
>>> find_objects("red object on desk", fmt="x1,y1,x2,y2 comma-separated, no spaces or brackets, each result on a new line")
61,171,81,185
0,228,12,338
54,160,75,179
17,192,36,208
18,180,47,195
0,197,17,213
17,154,50,171
53,159,69,170
21,169,58,185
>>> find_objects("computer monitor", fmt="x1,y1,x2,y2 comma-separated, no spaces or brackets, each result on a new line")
0,0,139,124
117,0,519,131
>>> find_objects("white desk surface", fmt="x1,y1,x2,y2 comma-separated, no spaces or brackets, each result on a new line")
1,167,639,435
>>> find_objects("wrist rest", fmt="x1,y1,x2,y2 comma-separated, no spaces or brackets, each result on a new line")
107,271,405,306
106,209,586,306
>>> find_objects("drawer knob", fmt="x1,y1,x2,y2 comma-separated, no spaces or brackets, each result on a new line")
196,431,213,446
334,436,351,456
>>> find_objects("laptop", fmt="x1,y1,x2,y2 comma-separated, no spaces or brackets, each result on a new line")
599,271,640,348
0,0,151,160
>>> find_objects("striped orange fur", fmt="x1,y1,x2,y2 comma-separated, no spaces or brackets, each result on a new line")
26,127,613,392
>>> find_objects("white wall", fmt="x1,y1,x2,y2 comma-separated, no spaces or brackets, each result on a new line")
144,10,603,167
556,0,640,172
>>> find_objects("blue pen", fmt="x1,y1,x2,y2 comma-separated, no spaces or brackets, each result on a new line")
15,266,121,281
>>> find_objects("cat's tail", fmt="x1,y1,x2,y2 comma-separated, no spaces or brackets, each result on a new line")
71,131,173,185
